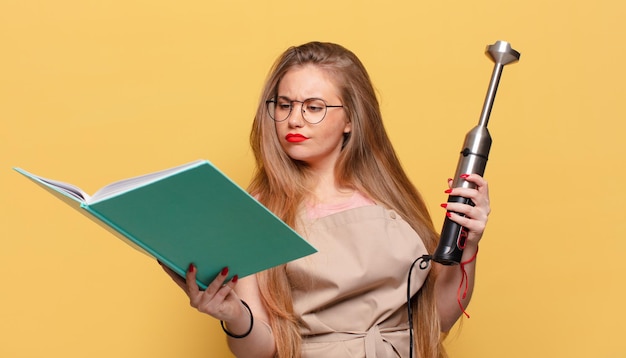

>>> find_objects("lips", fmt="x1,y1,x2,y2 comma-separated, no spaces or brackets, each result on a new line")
286,133,309,143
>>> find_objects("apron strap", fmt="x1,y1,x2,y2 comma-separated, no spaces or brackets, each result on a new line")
303,325,408,358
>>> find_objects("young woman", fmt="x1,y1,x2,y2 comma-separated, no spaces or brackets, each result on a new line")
163,41,490,358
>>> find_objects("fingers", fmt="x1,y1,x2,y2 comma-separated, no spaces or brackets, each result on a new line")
444,174,490,209
445,174,488,198
190,266,226,302
160,260,242,321
445,210,487,234
186,263,201,296
442,173,491,237
186,264,240,318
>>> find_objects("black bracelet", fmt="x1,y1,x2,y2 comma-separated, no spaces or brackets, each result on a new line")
220,300,254,339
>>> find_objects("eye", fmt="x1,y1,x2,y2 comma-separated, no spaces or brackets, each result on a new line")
305,99,326,112
276,98,292,111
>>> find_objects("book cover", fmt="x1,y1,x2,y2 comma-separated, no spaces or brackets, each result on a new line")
15,160,317,289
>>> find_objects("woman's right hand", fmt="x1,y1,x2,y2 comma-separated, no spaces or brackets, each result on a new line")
160,262,244,322
161,262,277,357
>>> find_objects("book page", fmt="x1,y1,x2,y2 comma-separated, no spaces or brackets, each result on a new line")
90,160,205,204
41,177,89,202
14,168,89,202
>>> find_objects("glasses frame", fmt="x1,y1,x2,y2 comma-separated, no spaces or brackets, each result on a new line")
266,97,344,124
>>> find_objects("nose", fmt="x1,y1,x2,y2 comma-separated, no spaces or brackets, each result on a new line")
288,101,306,127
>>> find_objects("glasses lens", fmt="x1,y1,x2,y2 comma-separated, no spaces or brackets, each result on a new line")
303,98,327,124
267,99,286,121
271,97,293,122
266,100,276,120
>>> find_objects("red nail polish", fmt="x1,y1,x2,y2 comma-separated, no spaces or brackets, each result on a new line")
188,263,195,273
460,174,470,179
445,189,453,194
446,212,452,218
440,203,448,208
231,275,239,283
221,267,229,276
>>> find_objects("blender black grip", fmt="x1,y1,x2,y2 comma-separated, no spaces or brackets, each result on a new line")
432,40,520,265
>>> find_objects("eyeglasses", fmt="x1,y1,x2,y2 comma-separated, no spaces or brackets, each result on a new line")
266,96,344,124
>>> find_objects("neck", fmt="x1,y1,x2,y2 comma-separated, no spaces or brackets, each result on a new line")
307,165,353,205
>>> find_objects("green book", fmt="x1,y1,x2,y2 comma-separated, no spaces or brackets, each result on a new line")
14,160,317,289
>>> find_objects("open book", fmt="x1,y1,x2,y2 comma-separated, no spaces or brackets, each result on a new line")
14,160,317,289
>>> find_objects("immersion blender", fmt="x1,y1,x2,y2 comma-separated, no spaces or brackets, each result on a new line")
432,41,520,265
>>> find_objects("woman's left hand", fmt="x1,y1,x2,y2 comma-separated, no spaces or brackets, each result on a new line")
442,174,491,247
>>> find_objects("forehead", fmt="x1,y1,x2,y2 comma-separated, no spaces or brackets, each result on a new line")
277,65,341,100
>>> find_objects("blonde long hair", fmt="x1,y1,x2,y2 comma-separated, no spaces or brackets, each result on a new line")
248,42,445,358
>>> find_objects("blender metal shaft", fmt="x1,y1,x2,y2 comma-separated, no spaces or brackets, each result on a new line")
479,41,521,128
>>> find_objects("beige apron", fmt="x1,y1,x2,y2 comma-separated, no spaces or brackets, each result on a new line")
287,205,431,358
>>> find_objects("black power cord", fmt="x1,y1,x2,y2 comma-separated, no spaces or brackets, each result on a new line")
407,254,432,358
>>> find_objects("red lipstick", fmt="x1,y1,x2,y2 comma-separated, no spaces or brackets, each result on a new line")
286,133,309,143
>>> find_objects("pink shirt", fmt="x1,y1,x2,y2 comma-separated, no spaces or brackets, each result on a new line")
305,191,376,220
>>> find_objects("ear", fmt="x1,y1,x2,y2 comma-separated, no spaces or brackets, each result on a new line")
343,119,352,134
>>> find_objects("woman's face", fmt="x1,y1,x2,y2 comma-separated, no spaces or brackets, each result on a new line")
274,65,351,170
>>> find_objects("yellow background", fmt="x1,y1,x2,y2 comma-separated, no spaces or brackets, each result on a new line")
1,0,624,357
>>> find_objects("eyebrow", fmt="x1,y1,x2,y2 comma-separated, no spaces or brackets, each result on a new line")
276,95,327,101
